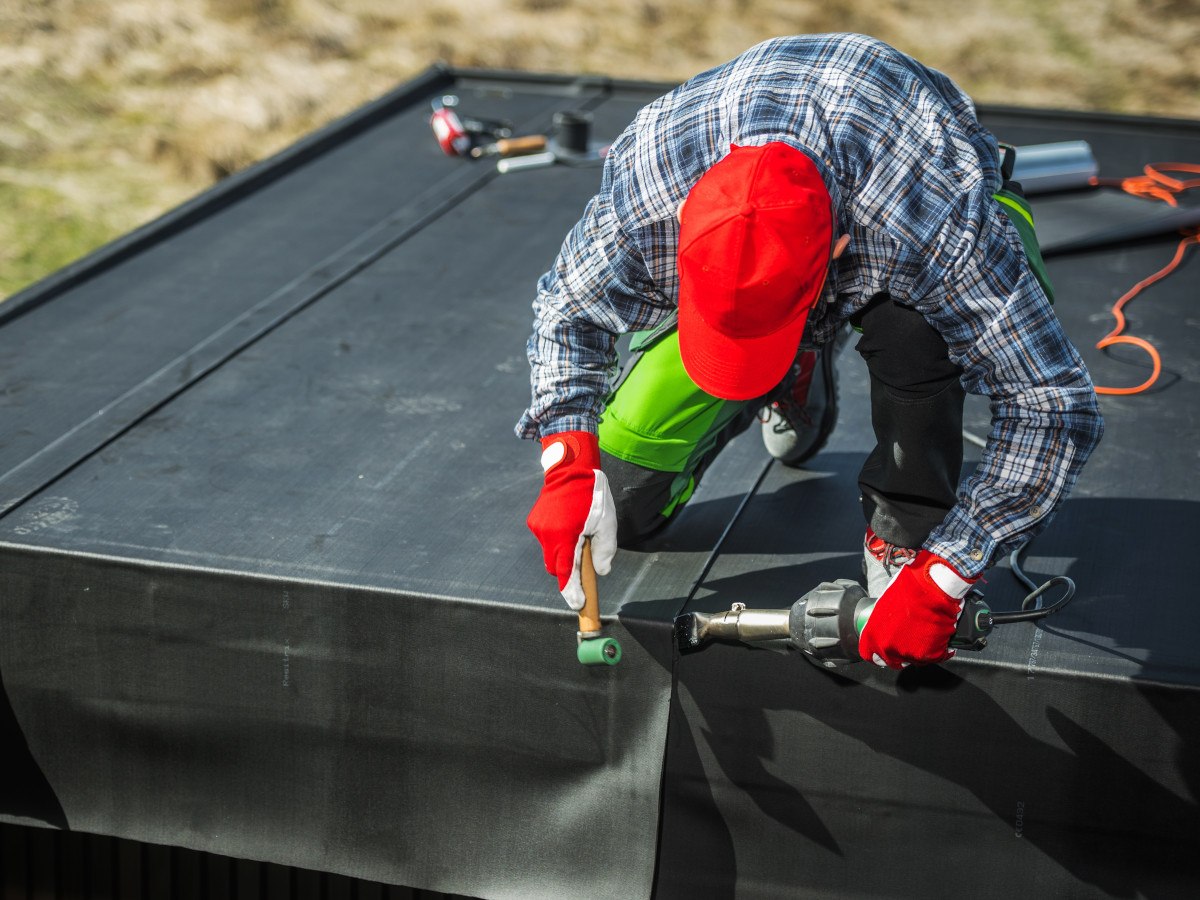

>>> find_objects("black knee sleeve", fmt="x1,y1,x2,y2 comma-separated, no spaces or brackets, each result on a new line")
852,294,966,548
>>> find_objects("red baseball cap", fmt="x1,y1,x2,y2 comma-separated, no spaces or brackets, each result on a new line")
677,142,834,400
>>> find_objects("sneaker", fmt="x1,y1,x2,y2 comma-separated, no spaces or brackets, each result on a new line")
862,526,918,598
760,325,848,466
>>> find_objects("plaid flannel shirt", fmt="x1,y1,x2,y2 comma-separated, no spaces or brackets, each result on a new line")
516,34,1103,576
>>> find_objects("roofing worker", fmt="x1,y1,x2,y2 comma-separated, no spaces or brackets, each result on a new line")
517,35,1103,669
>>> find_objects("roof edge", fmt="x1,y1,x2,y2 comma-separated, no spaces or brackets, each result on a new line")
0,65,458,327
5,63,1197,327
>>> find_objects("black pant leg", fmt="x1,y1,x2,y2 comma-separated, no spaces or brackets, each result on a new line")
601,400,763,547
852,294,965,549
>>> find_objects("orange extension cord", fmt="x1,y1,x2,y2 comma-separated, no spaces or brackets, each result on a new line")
1085,163,1200,395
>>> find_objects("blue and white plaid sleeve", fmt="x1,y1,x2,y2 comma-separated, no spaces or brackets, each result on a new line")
514,189,673,440
920,197,1104,577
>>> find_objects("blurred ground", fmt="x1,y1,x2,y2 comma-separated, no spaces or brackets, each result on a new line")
2,0,1198,300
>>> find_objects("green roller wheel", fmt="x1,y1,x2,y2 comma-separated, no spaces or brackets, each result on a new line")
577,637,622,666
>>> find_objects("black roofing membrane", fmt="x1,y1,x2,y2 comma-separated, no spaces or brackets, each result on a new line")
1,70,1198,899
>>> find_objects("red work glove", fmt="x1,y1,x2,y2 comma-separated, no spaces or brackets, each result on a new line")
526,431,617,610
858,549,977,669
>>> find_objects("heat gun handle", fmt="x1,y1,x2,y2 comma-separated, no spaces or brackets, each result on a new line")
854,594,994,652
951,597,994,651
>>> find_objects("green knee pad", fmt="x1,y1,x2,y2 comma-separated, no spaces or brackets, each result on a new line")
599,328,751,515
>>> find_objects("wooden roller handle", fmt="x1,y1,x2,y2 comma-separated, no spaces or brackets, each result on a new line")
577,537,602,635
495,135,548,157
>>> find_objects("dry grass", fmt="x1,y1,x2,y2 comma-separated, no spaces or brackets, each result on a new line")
2,0,1199,300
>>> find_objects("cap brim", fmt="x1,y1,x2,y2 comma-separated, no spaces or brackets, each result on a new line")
677,295,810,401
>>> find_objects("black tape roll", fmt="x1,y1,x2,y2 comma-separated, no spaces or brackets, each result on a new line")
553,110,592,154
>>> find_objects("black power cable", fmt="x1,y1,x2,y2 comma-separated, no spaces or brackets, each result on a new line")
960,431,1078,626
992,540,1076,624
